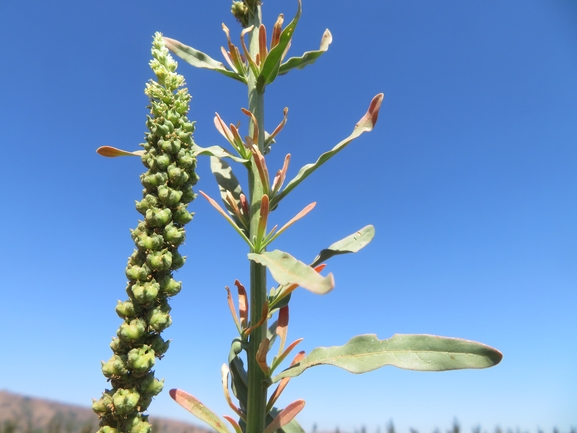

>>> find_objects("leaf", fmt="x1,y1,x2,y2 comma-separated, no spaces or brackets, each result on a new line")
210,157,245,225
270,93,384,208
199,191,253,248
248,250,334,295
311,225,375,267
191,143,249,164
169,389,231,433
263,400,306,433
267,409,307,433
163,37,246,83
272,334,503,382
96,146,144,157
279,29,333,76
257,0,302,91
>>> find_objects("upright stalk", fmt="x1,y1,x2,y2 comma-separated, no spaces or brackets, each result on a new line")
246,4,268,433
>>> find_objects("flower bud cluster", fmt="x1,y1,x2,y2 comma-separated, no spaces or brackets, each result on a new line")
94,33,199,433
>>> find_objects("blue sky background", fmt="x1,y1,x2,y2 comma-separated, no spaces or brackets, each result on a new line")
0,1,575,433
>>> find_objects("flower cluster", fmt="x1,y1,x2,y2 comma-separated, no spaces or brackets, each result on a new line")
92,33,199,433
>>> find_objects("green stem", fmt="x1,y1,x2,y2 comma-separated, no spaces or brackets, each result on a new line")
246,4,268,433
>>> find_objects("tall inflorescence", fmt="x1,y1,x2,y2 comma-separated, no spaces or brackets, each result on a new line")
92,32,199,433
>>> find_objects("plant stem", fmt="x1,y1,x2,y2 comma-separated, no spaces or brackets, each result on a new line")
246,4,268,433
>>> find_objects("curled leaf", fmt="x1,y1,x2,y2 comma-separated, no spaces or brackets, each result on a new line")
279,29,333,76
263,400,306,433
311,225,375,267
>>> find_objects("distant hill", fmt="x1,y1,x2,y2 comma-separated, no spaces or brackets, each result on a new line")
0,390,210,433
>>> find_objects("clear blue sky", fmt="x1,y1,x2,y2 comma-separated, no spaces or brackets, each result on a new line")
0,1,575,433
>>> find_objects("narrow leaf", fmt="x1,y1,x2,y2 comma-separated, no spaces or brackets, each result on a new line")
96,146,144,157
225,287,241,333
169,389,231,433
235,280,248,328
248,250,334,295
279,29,333,76
221,364,244,420
163,37,245,83
191,143,248,164
210,157,245,226
271,93,384,208
258,0,302,90
264,202,316,246
272,334,503,382
223,416,243,433
199,191,253,248
264,400,306,433
311,225,375,267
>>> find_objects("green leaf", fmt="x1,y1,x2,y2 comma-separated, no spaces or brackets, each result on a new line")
164,37,246,83
272,334,503,382
279,29,332,76
270,93,384,208
248,250,334,295
311,225,375,267
257,0,302,91
96,146,144,157
169,389,231,433
210,157,245,224
191,143,249,164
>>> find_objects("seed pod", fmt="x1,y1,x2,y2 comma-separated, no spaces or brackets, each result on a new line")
92,392,114,416
97,428,119,433
125,263,152,281
146,250,172,271
135,232,164,251
167,109,180,125
145,208,172,227
147,334,170,356
135,195,159,215
126,415,151,433
154,122,169,137
177,130,192,143
140,374,164,398
110,337,130,354
127,346,156,374
182,121,194,133
157,185,183,206
172,206,193,225
131,281,160,304
148,307,172,332
158,275,181,297
155,154,171,170
102,354,129,378
112,388,140,416
116,300,136,319
170,250,186,270
180,188,196,204
168,165,189,186
163,224,185,246
117,318,146,343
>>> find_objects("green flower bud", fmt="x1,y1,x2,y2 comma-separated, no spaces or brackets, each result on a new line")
154,122,169,137
157,185,183,206
140,373,164,397
135,195,159,215
147,334,170,356
127,346,155,374
146,250,172,271
158,275,181,297
168,165,189,186
148,304,172,332
172,206,193,225
155,154,171,170
110,337,130,353
125,263,152,281
182,121,194,133
128,250,146,267
167,109,180,125
163,224,185,246
135,232,164,251
97,427,119,433
132,281,160,304
145,208,172,227
141,172,168,189
116,300,136,319
171,250,186,270
180,188,196,204
118,318,146,343
177,130,192,143
112,388,140,415
92,392,114,416
126,416,151,433
101,354,129,378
